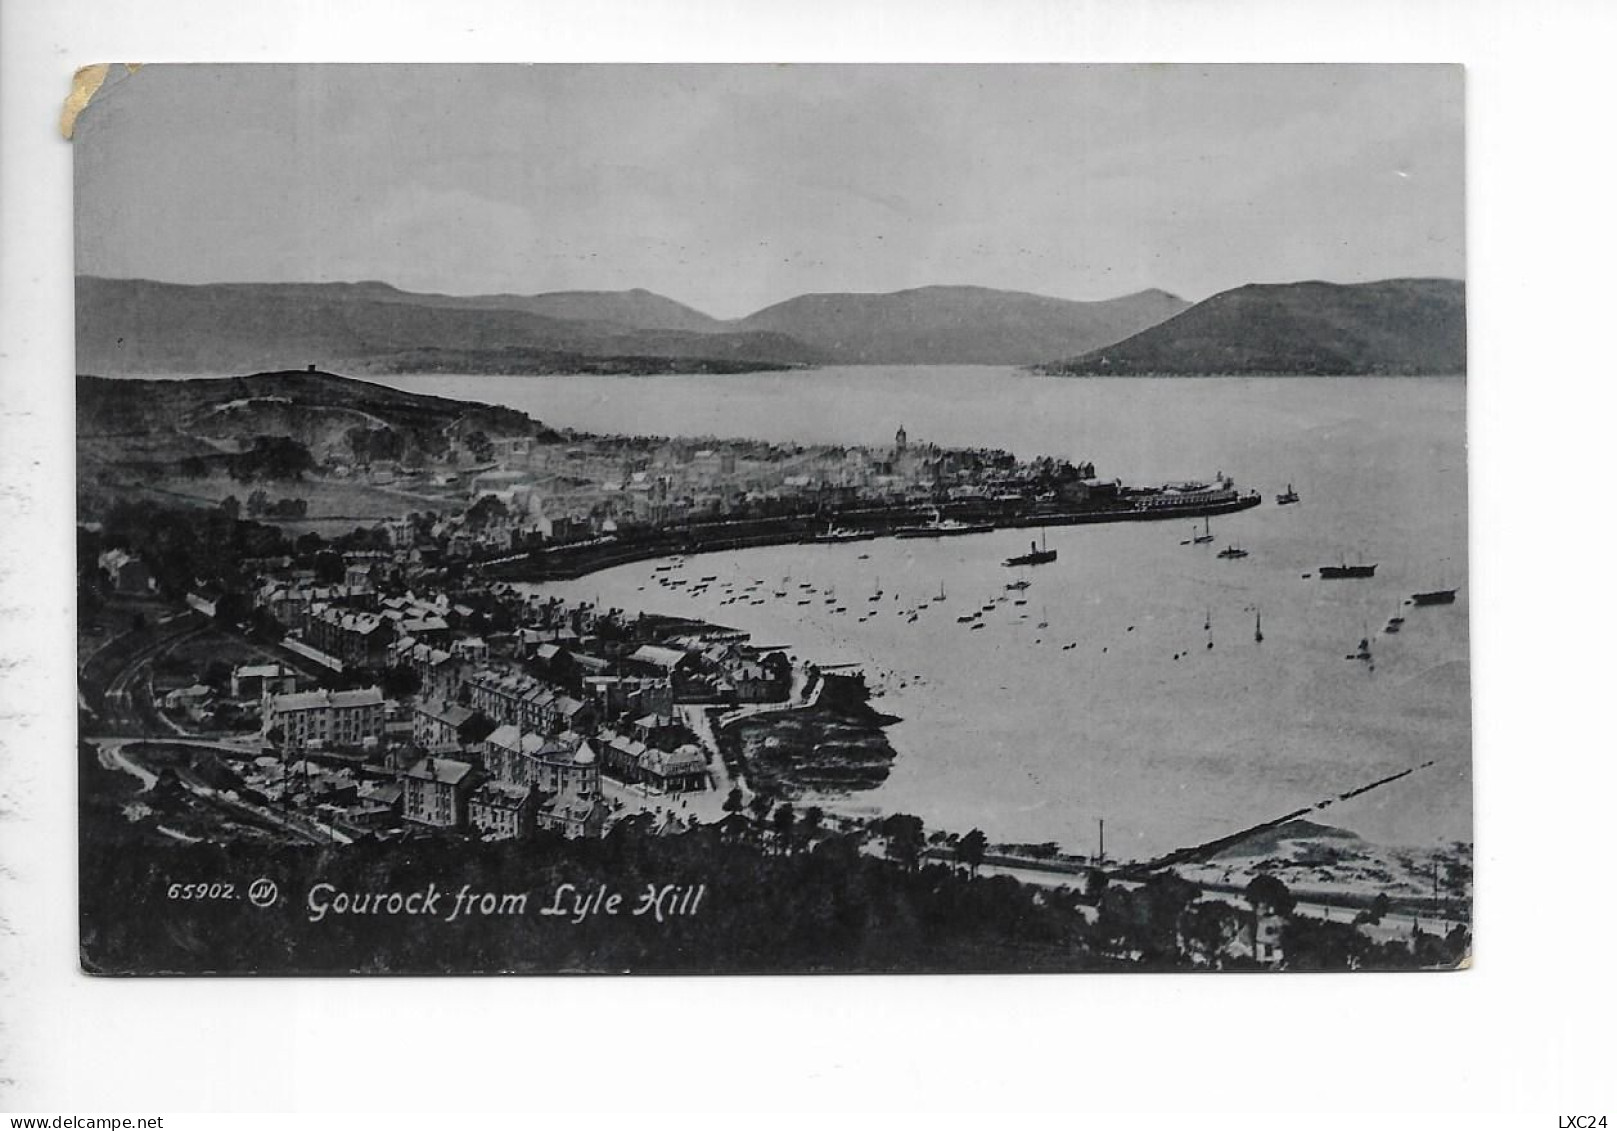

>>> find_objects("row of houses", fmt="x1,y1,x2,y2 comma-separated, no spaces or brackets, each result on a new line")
263,686,387,751
398,727,607,840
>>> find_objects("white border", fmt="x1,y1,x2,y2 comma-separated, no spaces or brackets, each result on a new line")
3,0,1615,1116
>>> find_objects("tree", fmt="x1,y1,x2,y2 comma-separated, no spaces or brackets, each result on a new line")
772,802,796,853
882,813,926,871
799,805,824,842
957,828,988,876
465,430,494,463
723,787,744,814
246,489,270,516
379,664,422,701
313,550,345,585
1245,873,1296,917
466,494,509,528
219,495,241,521
1178,900,1246,966
748,792,774,823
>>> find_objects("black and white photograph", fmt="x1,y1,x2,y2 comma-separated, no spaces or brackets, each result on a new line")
67,62,1473,976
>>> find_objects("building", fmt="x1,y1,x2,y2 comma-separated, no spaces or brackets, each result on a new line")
412,698,494,754
401,756,480,828
639,744,709,793
301,606,394,669
186,582,226,618
597,730,708,792
231,663,298,700
467,781,537,840
466,668,598,736
97,548,154,595
264,686,386,751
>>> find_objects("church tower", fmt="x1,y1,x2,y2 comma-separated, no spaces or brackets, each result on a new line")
895,423,908,453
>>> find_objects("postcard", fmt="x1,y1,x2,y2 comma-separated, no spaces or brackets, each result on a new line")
73,63,1470,974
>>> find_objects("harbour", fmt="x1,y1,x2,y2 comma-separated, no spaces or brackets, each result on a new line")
467,369,1471,861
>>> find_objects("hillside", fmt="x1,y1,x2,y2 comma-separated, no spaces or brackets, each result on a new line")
732,285,1189,365
76,278,820,376
1041,278,1466,376
78,369,552,458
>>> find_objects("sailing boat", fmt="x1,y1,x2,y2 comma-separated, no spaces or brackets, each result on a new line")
868,576,883,603
934,580,947,604
1254,608,1264,643
1036,606,1049,630
1192,517,1214,545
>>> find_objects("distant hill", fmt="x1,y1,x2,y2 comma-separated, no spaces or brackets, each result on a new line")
76,278,820,376
1041,278,1466,376
77,369,554,458
731,285,1190,365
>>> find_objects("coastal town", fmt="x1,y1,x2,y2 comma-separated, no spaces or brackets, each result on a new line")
75,370,1470,972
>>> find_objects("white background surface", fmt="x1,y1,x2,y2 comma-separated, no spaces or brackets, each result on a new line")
2,0,1613,1117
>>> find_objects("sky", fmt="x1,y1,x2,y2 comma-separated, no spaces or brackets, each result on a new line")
74,64,1464,318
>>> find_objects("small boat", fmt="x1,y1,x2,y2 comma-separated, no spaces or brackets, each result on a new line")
1192,518,1214,545
1348,626,1373,661
1036,607,1049,630
1005,578,1031,592
970,622,985,631
1217,544,1249,559
1013,599,1028,607
957,613,977,624
1385,611,1405,634
907,612,919,624
1277,484,1300,506
1411,588,1459,605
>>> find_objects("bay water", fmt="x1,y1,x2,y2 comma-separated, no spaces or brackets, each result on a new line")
377,367,1470,859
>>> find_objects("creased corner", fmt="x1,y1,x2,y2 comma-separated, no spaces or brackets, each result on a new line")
61,63,140,140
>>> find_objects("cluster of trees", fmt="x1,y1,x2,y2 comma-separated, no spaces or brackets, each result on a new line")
244,491,309,518
225,435,316,482
464,494,509,529
90,499,295,600
344,425,406,466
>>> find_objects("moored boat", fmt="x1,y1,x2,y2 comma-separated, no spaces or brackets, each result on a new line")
1319,558,1377,579
1410,588,1458,605
895,509,995,539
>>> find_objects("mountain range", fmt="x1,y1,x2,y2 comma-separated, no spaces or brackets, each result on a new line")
76,277,1191,376
76,275,1464,377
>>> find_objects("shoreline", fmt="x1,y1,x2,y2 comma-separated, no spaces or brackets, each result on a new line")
485,492,1263,582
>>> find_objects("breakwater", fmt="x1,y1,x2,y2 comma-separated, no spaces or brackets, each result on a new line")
486,492,1262,582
